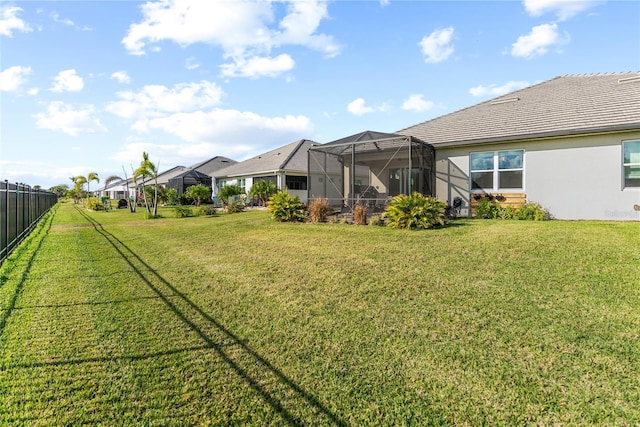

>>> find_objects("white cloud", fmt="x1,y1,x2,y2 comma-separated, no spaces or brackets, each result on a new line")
0,6,32,37
220,54,295,78
51,69,84,92
0,66,33,92
419,27,455,64
111,71,131,84
27,87,39,96
511,23,568,59
137,109,312,143
105,80,224,120
523,0,601,20
112,109,313,165
469,81,531,97
35,102,107,136
347,98,388,116
122,0,340,78
401,94,434,112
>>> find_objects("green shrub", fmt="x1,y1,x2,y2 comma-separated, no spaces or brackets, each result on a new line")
185,184,211,206
474,196,499,219
174,206,193,218
353,204,367,225
308,198,330,223
85,198,105,211
225,199,245,214
198,205,216,216
165,188,179,206
369,215,383,226
268,191,306,222
383,192,447,229
517,202,549,221
218,185,243,206
249,180,278,206
498,205,517,220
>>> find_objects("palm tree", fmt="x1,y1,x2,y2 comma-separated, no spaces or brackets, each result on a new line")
85,172,99,199
72,175,87,204
135,152,160,217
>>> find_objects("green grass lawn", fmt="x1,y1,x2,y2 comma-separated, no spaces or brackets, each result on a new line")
1,202,639,425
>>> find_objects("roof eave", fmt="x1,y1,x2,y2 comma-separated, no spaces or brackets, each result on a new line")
432,124,640,149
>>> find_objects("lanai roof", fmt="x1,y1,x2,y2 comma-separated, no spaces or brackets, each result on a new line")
313,130,426,156
397,72,640,147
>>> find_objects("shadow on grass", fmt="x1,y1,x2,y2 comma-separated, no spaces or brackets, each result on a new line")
0,210,54,336
73,206,347,427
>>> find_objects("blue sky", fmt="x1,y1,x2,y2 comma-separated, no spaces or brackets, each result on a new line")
1,0,638,190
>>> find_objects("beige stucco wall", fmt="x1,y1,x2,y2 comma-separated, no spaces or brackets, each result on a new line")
435,131,640,220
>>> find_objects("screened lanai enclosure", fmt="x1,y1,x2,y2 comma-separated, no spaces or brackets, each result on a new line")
308,131,435,211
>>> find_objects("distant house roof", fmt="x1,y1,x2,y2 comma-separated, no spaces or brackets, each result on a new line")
153,165,189,184
214,139,318,178
397,72,640,148
189,156,237,176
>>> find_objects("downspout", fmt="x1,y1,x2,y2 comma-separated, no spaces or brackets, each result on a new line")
408,137,412,194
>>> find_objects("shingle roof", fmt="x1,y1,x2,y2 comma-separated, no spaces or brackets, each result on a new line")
214,139,318,178
189,156,237,176
397,72,640,147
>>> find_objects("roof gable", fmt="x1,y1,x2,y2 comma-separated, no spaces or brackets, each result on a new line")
189,156,237,176
214,139,318,178
398,72,640,147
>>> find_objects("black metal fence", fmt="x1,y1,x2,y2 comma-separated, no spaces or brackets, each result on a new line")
1,181,58,265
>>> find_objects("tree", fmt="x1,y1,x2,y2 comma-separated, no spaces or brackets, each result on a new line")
217,184,242,206
134,152,160,217
85,172,99,200
249,180,278,206
71,175,86,204
185,184,210,207
48,184,69,197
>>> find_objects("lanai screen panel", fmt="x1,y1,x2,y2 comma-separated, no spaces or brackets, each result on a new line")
308,148,344,206
308,136,434,208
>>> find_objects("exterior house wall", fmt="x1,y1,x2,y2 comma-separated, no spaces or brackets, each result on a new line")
435,131,640,220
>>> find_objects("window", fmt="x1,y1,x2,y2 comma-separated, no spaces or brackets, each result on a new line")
285,175,307,190
470,150,524,191
237,178,246,193
623,140,640,188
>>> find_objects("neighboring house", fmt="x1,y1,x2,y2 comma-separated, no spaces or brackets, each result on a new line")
310,73,640,220
396,72,640,220
98,178,134,200
167,156,237,196
214,139,318,204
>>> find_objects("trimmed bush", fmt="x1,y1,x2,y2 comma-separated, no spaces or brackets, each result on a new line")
308,198,330,223
369,215,383,226
198,205,216,216
517,202,549,221
225,199,245,214
174,206,193,218
383,192,447,229
85,198,105,211
268,191,306,222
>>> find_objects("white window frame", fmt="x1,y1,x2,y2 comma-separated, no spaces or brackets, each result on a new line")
623,140,640,189
470,149,525,192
